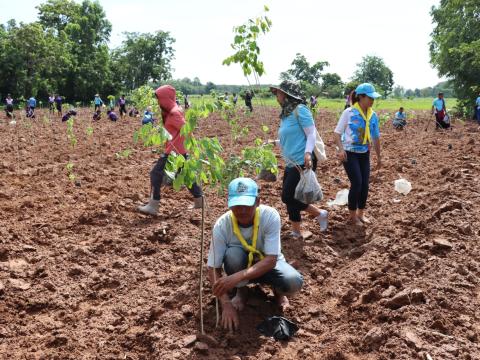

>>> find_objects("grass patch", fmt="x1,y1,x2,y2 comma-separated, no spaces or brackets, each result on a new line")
188,95,457,112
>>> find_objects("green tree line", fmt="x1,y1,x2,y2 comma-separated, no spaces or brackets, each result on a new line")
0,0,175,103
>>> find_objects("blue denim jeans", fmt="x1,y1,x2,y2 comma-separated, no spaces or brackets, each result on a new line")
223,246,303,295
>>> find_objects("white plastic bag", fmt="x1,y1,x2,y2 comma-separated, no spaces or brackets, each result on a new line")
294,169,323,204
327,189,349,206
313,130,327,162
394,178,412,195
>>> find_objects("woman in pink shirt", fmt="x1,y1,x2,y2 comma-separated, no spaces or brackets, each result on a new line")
138,85,203,215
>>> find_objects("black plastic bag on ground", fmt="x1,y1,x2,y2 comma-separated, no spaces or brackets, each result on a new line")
256,316,299,341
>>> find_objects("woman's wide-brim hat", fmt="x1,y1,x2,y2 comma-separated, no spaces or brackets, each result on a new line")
270,80,304,101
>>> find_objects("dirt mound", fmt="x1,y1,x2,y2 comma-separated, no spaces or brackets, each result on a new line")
0,108,479,359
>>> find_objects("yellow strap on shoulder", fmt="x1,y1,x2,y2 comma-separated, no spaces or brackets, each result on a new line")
230,208,264,268
352,102,373,145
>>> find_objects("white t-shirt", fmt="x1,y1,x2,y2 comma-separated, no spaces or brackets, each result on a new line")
207,205,283,268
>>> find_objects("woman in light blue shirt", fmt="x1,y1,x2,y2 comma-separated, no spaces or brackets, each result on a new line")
270,81,325,239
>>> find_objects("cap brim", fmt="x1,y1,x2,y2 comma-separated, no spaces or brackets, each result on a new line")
367,92,382,99
228,195,256,208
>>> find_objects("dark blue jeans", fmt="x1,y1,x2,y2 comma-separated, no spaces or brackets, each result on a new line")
223,246,303,296
343,151,370,211
150,154,202,201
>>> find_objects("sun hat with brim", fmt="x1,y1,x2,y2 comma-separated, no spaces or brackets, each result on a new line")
355,83,381,99
228,177,258,208
270,80,304,101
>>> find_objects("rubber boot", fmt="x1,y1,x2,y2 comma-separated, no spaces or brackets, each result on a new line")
190,196,203,209
138,198,160,215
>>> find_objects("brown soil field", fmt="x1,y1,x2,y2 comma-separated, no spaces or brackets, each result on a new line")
0,106,479,359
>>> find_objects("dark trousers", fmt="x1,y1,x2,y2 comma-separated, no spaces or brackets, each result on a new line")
281,156,318,222
150,154,202,201
5,104,13,118
435,113,449,129
119,104,127,116
343,151,370,211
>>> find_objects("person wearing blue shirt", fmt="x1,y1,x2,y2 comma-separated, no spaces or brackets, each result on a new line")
270,80,325,239
28,96,37,110
334,83,382,226
26,96,37,118
431,92,449,129
94,94,104,111
393,107,407,130
475,93,480,124
142,106,154,125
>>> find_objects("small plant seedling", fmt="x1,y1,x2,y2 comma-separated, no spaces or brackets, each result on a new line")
379,113,390,127
115,149,132,159
86,126,94,137
65,162,76,182
66,117,77,148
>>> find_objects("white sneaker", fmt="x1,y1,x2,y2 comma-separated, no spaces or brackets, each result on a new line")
138,199,160,215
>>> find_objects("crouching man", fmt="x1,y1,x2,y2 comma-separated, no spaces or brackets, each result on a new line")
207,177,303,331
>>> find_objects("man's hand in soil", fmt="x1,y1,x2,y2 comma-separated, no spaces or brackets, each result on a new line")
213,273,242,297
221,301,239,331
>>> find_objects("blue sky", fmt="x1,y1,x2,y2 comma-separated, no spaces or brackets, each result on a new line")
0,0,444,89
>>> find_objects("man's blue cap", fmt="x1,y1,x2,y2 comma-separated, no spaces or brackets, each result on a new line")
228,177,258,208
355,83,381,99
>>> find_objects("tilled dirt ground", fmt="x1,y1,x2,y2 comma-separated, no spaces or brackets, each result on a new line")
0,106,479,359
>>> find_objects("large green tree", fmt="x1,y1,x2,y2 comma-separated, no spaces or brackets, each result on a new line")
280,53,329,85
321,72,344,98
430,0,480,114
37,0,113,101
353,55,394,98
0,20,71,100
111,31,175,91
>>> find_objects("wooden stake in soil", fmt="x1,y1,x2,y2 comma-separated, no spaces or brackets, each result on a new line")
199,195,205,334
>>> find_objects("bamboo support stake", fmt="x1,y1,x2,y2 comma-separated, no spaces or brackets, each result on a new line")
198,195,205,334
